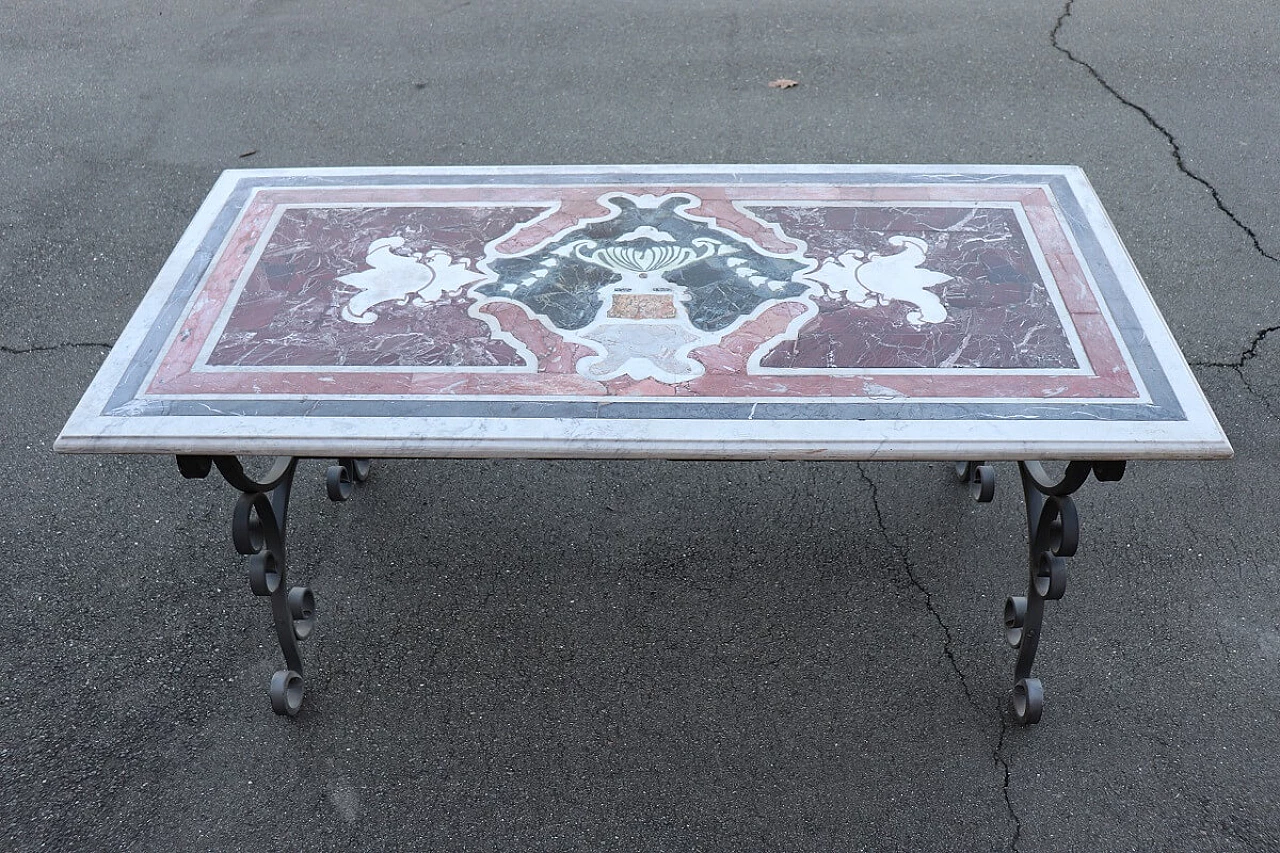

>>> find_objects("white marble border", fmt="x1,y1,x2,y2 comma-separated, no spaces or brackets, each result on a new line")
1059,167,1226,450
217,165,1104,179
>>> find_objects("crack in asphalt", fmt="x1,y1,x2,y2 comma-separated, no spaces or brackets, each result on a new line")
854,463,1022,850
1189,325,1280,418
995,719,1023,853
853,464,976,705
1054,0,1280,408
1190,325,1280,372
1051,0,1278,264
0,341,114,355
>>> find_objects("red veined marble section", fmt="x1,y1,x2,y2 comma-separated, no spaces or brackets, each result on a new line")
206,205,548,368
146,183,1140,401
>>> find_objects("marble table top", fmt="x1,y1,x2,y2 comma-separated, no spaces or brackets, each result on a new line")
56,165,1231,461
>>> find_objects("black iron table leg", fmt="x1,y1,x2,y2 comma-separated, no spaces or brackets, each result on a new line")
178,455,372,715
958,459,1126,724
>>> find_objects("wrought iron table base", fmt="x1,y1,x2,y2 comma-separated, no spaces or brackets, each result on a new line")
177,456,1122,722
178,455,371,716
956,459,1126,723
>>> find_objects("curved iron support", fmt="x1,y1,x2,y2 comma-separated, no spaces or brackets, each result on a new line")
954,461,996,503
229,460,312,715
956,459,1126,724
216,456,296,494
176,455,372,715
325,458,372,502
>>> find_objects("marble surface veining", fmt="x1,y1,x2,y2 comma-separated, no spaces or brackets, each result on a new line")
480,194,812,333
749,205,1075,370
194,189,1088,393
209,205,547,367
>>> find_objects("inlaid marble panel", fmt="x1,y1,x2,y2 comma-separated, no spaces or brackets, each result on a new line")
56,166,1232,460
748,205,1076,371
149,181,1127,402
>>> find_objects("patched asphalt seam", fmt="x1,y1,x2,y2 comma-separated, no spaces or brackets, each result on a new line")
1055,0,1279,423
0,341,114,355
853,464,976,705
1189,326,1280,418
854,463,1022,850
1052,0,1278,264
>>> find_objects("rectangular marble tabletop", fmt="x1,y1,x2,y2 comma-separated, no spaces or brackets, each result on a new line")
56,165,1231,461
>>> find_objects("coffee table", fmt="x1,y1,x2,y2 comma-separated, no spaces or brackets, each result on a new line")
56,165,1231,722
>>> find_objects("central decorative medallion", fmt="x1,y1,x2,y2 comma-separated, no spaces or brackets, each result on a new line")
558,231,720,381
473,193,817,382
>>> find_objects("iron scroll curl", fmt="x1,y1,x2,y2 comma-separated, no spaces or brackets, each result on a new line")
176,455,371,715
956,458,1126,724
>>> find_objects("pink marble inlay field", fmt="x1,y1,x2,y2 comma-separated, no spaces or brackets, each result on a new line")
148,184,1138,401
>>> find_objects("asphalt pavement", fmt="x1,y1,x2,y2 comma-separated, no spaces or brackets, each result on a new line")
2,1,1278,850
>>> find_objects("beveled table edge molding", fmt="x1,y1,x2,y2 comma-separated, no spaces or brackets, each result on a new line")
55,416,1232,460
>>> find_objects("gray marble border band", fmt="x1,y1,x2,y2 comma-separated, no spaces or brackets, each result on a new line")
112,397,1179,422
